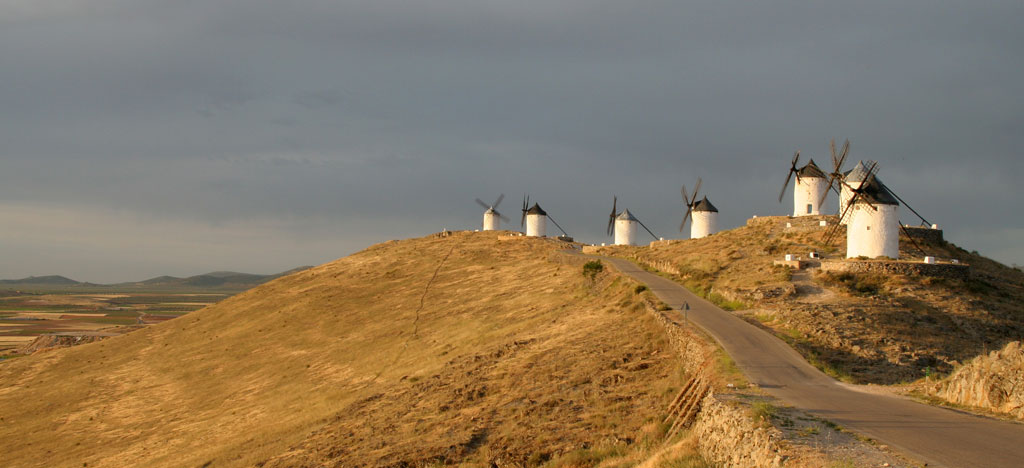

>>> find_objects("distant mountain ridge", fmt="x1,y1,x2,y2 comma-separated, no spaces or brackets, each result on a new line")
0,267,312,289
0,275,79,286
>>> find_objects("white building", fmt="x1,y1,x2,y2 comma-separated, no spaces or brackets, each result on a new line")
482,208,500,231
846,176,900,259
690,197,719,239
614,209,639,246
525,203,547,237
793,159,829,216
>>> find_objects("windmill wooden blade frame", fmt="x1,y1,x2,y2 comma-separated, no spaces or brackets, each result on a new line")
547,214,570,237
637,218,659,241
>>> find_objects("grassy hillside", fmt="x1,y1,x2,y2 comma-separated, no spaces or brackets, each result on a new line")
599,215,1024,384
0,232,688,467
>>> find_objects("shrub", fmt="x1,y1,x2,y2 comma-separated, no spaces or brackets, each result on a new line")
751,401,778,422
634,284,649,294
582,260,604,281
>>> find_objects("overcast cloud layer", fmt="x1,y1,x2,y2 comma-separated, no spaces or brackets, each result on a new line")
1,1,1022,282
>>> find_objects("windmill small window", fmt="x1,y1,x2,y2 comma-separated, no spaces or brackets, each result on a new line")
807,204,813,214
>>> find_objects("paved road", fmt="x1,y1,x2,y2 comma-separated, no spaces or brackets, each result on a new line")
600,255,1024,468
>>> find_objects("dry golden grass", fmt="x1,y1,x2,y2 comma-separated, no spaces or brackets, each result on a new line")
0,231,690,467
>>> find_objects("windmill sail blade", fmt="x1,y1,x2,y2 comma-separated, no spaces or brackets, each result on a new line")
497,212,510,223
779,170,794,203
547,214,569,237
818,174,835,208
839,140,850,164
681,185,690,206
637,218,659,241
520,194,529,227
679,207,692,232
493,193,505,208
899,221,928,256
830,139,838,166
691,177,702,202
475,198,490,209
607,196,617,236
885,186,930,226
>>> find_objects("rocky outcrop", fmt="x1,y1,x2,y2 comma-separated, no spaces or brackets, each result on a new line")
17,334,108,355
929,341,1024,419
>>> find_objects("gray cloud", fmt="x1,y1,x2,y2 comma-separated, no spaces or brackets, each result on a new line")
1,1,1023,281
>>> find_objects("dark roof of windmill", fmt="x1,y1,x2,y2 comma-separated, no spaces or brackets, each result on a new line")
851,175,899,206
796,159,827,178
692,197,718,212
526,203,547,216
616,209,638,221
843,161,869,181
485,207,497,214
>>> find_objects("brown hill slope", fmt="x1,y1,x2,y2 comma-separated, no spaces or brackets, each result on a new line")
0,232,685,468
599,215,1024,385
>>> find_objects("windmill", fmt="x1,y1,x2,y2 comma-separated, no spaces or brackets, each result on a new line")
816,139,853,222
778,150,829,216
606,196,659,246
679,178,719,239
819,162,903,259
520,194,570,238
475,194,508,231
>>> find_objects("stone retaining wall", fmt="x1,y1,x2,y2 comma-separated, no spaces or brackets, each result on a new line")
820,259,970,280
642,300,785,467
901,226,944,244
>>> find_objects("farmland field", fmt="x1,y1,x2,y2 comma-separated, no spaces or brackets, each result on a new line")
0,290,228,355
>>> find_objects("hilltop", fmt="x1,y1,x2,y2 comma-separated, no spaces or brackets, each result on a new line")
0,232,689,467
597,215,1024,385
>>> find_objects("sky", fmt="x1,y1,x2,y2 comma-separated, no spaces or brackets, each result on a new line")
1,1,1022,283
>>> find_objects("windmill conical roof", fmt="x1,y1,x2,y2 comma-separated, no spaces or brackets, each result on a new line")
616,209,638,221
797,159,827,178
851,175,899,206
692,197,718,212
485,207,497,214
844,161,870,181
526,203,547,216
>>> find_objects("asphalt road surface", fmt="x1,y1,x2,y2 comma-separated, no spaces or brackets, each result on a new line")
599,255,1024,468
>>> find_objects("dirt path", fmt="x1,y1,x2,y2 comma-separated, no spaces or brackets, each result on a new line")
597,255,1024,468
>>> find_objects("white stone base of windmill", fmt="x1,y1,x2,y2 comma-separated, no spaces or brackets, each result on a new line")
482,212,499,231
846,204,899,259
793,177,828,216
614,219,639,246
526,214,546,237
690,212,718,239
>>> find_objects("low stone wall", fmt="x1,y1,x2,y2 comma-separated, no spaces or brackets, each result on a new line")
692,394,784,468
901,226,944,244
820,259,970,280
642,301,785,467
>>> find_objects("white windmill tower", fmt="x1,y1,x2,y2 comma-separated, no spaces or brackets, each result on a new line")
838,161,869,225
822,155,935,259
520,195,570,238
822,162,901,259
778,151,830,216
475,194,508,231
679,179,719,239
606,196,659,246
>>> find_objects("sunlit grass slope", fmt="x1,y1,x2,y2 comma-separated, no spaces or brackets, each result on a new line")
0,231,683,467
